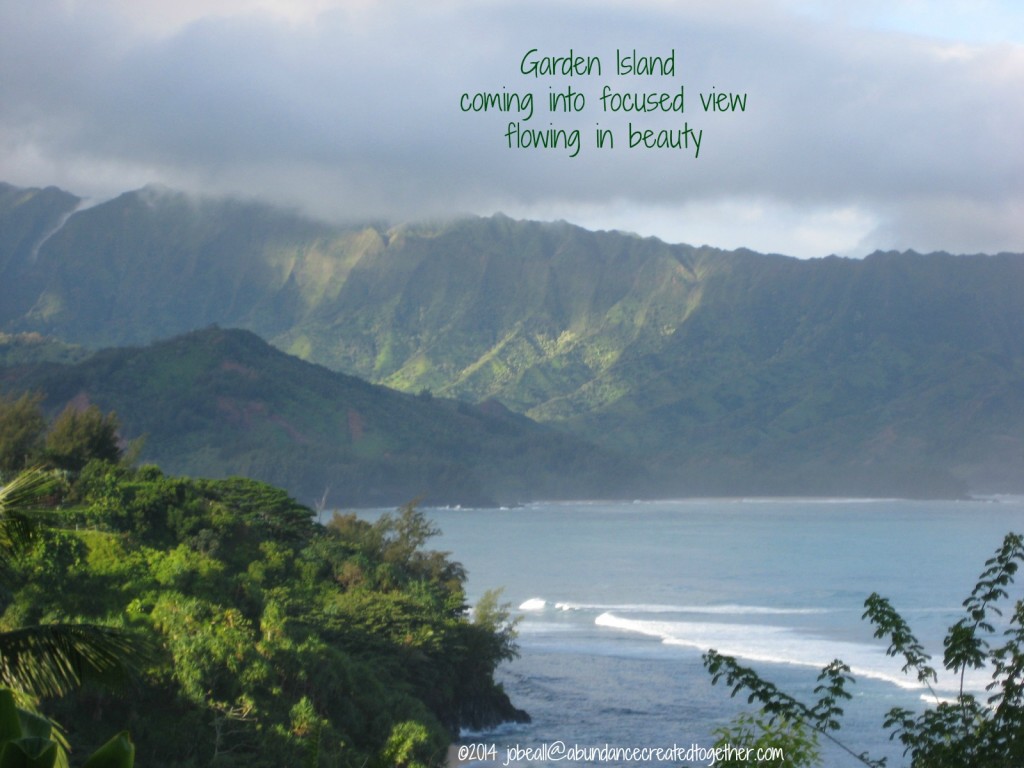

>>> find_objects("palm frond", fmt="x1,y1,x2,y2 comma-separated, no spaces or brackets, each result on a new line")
0,624,155,700
0,467,54,553
0,468,54,512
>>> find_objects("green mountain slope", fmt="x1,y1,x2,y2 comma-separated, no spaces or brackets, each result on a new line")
0,182,82,325
285,215,715,417
2,182,1022,495
0,327,641,507
1,184,385,347
573,251,1024,494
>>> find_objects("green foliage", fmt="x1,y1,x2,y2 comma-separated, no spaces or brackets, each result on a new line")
44,407,121,474
703,532,1024,767
0,468,50,563
0,688,133,768
196,476,315,545
80,730,134,768
0,334,88,370
711,712,820,767
471,588,520,665
0,469,148,768
0,468,152,704
3,327,640,507
703,654,866,764
4,464,525,767
0,394,46,478
375,721,435,768
0,625,151,703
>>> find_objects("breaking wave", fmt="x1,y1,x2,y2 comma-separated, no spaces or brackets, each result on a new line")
593,611,991,696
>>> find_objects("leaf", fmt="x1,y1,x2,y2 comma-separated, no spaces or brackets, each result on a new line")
0,738,59,768
0,690,24,743
0,625,154,699
82,732,134,768
863,593,937,690
0,468,52,555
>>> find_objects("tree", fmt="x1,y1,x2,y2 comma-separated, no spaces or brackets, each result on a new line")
0,393,46,479
2,465,528,765
0,469,151,701
44,406,121,473
711,712,820,767
703,531,1024,767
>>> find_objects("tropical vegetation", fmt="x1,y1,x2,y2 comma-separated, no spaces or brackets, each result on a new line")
704,531,1024,766
0,465,149,768
0,402,526,766
0,329,640,507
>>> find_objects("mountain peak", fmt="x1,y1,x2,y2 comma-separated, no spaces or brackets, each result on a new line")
2,181,1022,496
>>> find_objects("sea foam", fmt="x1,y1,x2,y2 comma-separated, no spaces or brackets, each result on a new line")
553,601,829,615
518,597,547,611
593,612,991,696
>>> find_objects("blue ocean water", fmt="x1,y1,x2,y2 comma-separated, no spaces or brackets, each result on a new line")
347,497,1024,767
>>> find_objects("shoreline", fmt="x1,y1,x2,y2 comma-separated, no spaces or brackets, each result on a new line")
325,492,1022,519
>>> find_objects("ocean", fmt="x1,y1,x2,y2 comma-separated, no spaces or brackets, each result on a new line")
341,496,1024,767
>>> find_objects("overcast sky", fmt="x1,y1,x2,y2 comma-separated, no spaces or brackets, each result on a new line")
1,0,1022,258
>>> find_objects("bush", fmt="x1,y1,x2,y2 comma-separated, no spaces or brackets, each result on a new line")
704,532,1024,767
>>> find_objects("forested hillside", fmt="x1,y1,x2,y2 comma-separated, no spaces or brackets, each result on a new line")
0,328,640,507
2,182,1022,496
0,456,527,766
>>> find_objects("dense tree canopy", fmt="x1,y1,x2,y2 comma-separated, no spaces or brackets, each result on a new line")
0,392,46,478
0,397,125,479
0,467,152,768
0,462,526,767
44,405,122,473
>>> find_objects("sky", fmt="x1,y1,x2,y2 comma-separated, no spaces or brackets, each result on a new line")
1,0,1022,258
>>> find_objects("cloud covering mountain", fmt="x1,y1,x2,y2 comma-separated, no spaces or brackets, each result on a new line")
1,0,1022,257
2,182,1022,498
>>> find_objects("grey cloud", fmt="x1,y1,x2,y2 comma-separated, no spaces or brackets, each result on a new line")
0,0,1021,254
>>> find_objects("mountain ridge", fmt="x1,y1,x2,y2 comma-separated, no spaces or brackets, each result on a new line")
2,181,1022,496
1,326,643,507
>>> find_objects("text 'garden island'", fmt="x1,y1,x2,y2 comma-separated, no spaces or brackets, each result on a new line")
459,48,748,158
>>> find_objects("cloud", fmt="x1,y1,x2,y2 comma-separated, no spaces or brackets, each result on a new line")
0,0,1022,257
